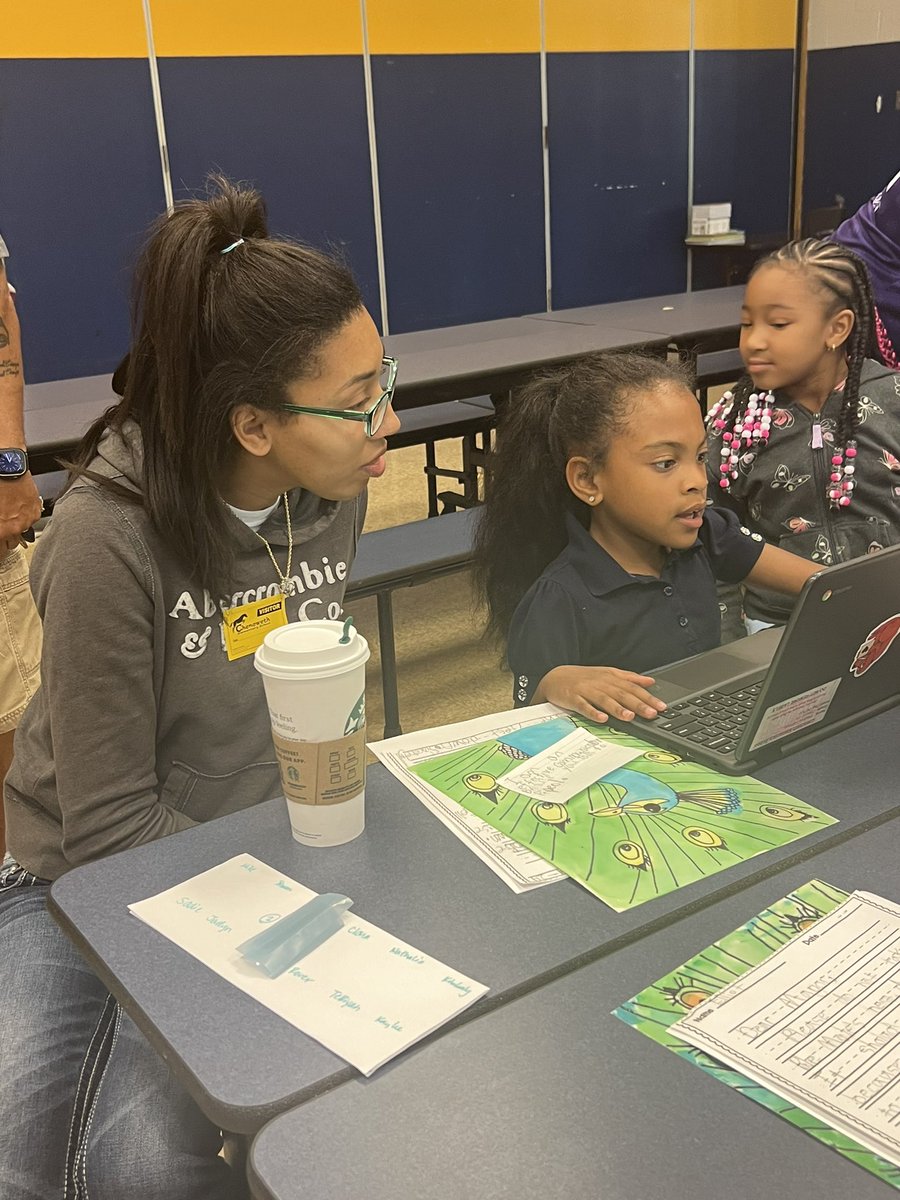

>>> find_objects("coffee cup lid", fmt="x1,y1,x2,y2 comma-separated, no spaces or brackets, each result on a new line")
254,619,370,680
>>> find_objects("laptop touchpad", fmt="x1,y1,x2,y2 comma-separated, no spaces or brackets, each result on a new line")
650,652,759,701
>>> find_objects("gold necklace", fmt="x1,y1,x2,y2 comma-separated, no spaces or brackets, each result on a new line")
253,493,295,596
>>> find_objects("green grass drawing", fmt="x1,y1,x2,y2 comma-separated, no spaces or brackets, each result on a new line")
412,716,837,911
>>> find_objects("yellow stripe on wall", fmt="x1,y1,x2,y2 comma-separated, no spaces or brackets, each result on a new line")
545,0,690,53
150,0,363,57
695,0,798,51
1,0,146,57
1,0,797,59
365,0,540,54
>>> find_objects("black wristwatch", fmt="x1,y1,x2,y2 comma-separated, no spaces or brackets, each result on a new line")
0,448,28,479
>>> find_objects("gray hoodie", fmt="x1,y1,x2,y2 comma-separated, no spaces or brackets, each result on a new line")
4,422,366,879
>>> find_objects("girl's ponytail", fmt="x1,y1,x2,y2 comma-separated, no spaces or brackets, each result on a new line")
473,375,573,645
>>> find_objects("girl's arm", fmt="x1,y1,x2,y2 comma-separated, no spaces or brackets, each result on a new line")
508,580,666,723
745,543,821,596
534,665,666,724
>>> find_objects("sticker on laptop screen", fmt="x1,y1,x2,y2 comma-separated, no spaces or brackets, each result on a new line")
749,678,841,752
850,614,900,677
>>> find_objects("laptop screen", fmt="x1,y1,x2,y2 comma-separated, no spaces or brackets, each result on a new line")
747,546,900,753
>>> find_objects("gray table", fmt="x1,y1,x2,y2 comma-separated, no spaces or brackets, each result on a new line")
23,320,665,473
22,285,746,469
527,284,744,353
248,816,900,1200
24,373,117,476
384,318,668,408
49,707,900,1135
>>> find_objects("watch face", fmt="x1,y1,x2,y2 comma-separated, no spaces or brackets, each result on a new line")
0,450,26,476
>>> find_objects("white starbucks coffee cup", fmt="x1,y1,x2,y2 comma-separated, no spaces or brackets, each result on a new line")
254,619,370,847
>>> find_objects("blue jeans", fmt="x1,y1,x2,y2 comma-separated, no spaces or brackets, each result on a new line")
0,859,247,1199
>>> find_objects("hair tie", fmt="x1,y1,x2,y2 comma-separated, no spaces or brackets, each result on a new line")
220,238,245,255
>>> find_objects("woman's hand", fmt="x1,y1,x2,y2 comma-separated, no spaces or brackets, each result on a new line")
0,475,41,556
533,665,667,723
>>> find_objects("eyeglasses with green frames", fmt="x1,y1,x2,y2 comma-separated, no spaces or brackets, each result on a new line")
280,356,398,438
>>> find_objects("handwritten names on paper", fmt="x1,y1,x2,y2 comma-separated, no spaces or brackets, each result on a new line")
498,728,639,804
128,854,488,1075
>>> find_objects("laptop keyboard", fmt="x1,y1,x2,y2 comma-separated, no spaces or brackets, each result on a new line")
650,681,763,755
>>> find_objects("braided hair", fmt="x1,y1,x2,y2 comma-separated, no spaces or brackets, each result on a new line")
708,238,878,509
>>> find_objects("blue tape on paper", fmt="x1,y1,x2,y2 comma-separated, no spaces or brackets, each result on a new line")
237,892,353,978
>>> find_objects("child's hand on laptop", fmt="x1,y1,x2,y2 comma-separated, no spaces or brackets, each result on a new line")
533,665,668,724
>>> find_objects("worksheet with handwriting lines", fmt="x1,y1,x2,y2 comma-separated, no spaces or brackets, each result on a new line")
675,891,900,1168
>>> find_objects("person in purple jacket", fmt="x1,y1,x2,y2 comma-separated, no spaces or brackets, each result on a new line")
834,170,900,368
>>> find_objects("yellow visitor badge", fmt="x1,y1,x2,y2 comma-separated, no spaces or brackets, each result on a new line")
221,594,288,661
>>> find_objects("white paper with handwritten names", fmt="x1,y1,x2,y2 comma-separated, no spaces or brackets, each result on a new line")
674,890,900,1169
499,728,639,803
128,854,488,1076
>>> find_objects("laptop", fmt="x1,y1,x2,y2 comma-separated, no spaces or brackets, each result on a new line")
620,544,900,774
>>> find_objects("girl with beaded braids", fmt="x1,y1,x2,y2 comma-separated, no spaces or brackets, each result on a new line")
474,352,819,724
707,237,900,629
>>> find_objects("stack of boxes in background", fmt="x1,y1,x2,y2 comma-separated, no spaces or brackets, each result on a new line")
687,203,745,245
691,203,732,236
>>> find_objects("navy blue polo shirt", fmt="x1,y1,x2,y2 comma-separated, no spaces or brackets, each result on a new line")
508,506,765,705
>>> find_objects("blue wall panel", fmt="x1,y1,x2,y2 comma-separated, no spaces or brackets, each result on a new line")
0,60,164,382
547,52,689,309
159,56,382,330
371,54,546,332
694,50,794,237
804,43,900,216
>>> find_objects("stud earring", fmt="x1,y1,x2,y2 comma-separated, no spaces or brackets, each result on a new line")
587,495,596,504
828,343,836,352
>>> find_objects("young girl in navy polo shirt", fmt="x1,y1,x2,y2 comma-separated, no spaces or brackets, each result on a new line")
474,353,820,724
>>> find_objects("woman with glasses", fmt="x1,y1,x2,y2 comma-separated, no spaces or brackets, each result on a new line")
0,179,399,1200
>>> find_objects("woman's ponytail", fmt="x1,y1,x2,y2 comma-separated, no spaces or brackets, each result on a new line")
66,177,363,594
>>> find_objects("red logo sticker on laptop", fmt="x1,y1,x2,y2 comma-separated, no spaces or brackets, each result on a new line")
850,614,900,677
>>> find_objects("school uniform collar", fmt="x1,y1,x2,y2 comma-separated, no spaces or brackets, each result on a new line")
562,511,702,599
